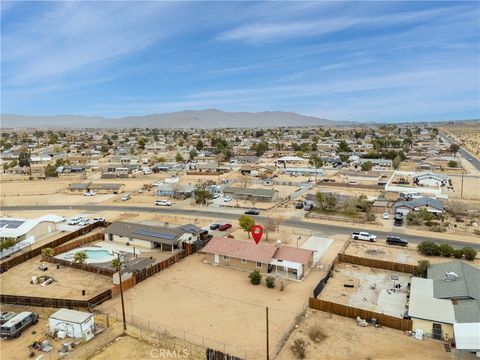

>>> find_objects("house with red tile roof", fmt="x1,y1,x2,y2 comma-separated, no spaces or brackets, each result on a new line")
201,237,314,280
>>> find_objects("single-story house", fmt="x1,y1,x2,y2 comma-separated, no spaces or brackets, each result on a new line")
394,196,444,215
49,308,95,340
201,237,314,280
283,167,324,177
408,261,480,355
89,183,124,194
413,172,448,187
104,221,208,252
69,182,92,192
230,156,260,164
222,186,279,202
0,214,64,242
155,183,194,198
359,158,392,168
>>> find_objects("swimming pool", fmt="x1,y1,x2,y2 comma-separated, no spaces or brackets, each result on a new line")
56,247,115,264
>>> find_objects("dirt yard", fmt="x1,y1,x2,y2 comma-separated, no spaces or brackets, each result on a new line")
97,253,330,359
1,255,112,300
277,310,470,360
344,241,480,269
319,263,410,317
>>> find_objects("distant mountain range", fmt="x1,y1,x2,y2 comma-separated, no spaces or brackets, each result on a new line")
1,109,356,129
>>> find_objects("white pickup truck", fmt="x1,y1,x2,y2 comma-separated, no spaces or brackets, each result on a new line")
351,232,377,242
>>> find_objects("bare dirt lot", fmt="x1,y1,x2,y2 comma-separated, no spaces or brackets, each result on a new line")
277,310,470,360
97,253,330,359
344,241,480,269
1,255,111,300
319,262,410,317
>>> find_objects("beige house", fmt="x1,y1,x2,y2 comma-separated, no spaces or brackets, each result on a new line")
201,237,314,280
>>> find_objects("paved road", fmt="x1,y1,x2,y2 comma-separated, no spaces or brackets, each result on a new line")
439,131,480,171
3,204,479,250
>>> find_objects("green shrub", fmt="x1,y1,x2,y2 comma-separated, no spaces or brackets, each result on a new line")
265,276,275,288
0,238,16,251
453,249,464,259
430,225,446,233
462,247,477,261
41,247,54,257
417,260,431,278
291,338,307,359
249,270,262,285
417,241,440,256
438,244,454,257
308,324,327,343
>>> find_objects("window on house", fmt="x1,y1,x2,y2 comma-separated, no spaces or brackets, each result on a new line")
256,262,262,268
223,255,230,261
241,259,247,264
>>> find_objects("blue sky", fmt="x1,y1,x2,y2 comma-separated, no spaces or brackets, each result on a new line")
1,1,479,122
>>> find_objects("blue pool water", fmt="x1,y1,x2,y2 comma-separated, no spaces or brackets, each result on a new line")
83,249,111,260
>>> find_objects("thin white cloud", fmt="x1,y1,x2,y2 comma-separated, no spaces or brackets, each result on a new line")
216,6,465,44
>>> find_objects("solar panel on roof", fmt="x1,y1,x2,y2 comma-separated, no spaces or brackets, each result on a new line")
132,229,177,241
0,220,25,229
181,224,200,232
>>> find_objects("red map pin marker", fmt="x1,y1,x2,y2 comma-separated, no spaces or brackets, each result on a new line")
251,225,263,244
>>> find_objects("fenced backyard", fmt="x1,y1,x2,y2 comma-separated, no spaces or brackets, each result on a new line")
338,253,419,274
308,298,413,331
0,221,109,271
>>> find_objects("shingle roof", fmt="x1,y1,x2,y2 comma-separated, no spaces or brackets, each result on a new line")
222,186,277,198
274,246,314,265
105,221,182,245
394,197,444,211
201,237,277,263
428,261,480,300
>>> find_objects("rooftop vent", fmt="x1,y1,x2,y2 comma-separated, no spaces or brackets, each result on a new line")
444,271,459,281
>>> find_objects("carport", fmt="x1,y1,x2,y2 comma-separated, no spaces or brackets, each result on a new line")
269,258,303,279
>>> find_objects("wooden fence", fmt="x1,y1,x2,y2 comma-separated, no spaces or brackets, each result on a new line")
0,289,112,310
338,253,418,274
42,256,115,276
0,221,108,271
309,298,412,331
134,249,188,283
52,232,105,255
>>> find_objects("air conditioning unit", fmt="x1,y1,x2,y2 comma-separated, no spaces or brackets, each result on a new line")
444,271,459,281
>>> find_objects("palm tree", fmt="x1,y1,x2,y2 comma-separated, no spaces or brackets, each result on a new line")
41,247,54,257
111,257,122,270
73,251,87,264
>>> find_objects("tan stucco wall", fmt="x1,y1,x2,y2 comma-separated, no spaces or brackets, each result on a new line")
205,253,268,273
411,318,454,341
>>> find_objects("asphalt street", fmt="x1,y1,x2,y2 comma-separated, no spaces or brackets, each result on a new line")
3,204,479,250
439,131,480,171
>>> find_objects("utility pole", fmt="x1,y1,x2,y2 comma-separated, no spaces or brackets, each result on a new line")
115,253,127,331
461,171,464,199
266,306,269,360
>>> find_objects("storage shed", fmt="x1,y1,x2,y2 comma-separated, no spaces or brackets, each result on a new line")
48,308,95,340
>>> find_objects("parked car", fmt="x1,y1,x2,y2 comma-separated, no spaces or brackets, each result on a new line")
245,208,260,215
155,200,172,206
83,191,96,196
382,213,390,220
223,196,233,202
67,217,81,225
121,194,131,201
351,232,377,242
394,214,404,226
218,223,232,231
295,202,304,209
93,217,105,222
304,203,314,211
213,193,220,199
210,223,220,230
1,312,38,339
78,219,90,226
0,312,16,325
386,236,408,247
